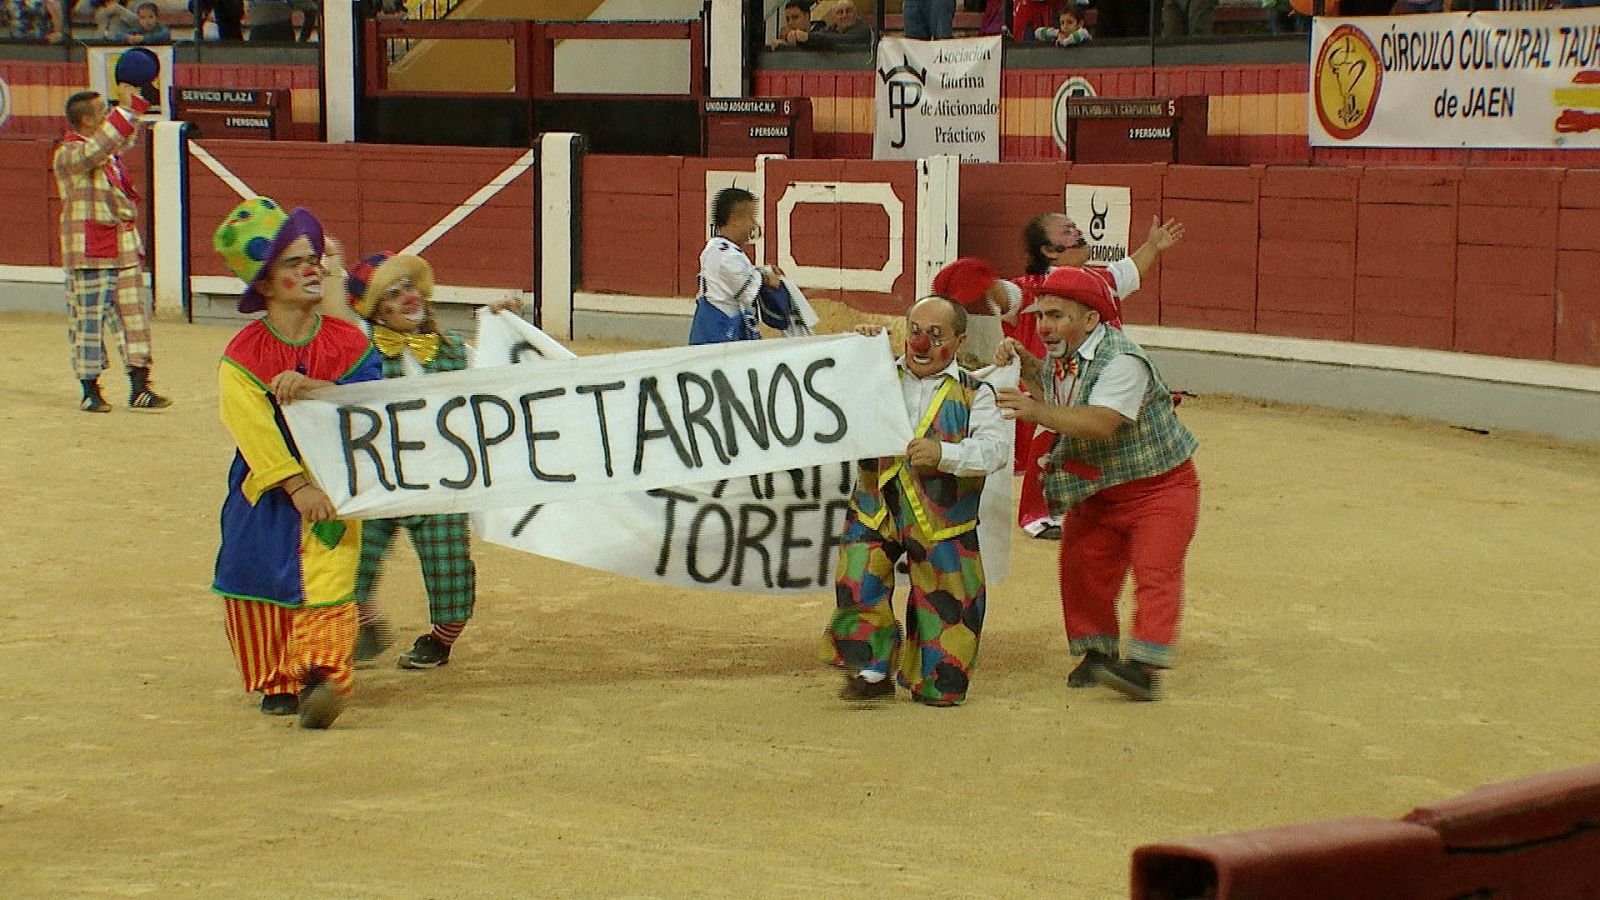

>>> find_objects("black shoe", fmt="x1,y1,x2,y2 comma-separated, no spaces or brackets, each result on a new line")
1094,659,1162,702
298,670,346,729
838,673,895,703
129,389,172,410
80,394,112,413
397,634,451,670
1033,525,1062,540
353,619,394,668
1066,650,1114,688
260,693,298,716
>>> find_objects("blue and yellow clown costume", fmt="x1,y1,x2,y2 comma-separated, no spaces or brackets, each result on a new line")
210,197,381,722
343,251,478,671
824,362,1006,706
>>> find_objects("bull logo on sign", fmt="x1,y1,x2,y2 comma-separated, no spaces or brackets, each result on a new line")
878,55,926,150
1089,192,1109,242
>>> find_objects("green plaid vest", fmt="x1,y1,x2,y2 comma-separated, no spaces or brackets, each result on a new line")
1042,327,1197,514
378,330,467,378
852,370,985,541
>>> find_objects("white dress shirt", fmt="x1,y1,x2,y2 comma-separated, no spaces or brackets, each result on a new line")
1051,324,1151,422
897,359,1009,477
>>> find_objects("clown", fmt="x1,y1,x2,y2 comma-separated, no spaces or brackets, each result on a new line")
210,197,382,729
822,296,1008,707
343,252,519,670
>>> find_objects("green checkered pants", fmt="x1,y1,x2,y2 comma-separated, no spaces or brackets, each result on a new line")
354,514,476,625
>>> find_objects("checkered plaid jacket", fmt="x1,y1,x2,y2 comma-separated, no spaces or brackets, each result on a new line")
52,104,145,272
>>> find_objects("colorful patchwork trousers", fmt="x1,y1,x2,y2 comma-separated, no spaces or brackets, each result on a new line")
222,598,357,696
354,513,476,625
823,484,987,704
1059,459,1200,669
67,266,150,380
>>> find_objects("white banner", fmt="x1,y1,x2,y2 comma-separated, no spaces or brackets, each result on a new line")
1310,9,1600,149
1064,184,1132,267
875,36,1003,163
284,322,914,518
472,313,1015,594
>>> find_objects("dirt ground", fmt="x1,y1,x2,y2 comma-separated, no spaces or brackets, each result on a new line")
3,308,1599,899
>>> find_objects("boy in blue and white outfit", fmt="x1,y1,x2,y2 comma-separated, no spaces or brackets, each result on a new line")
689,187,816,345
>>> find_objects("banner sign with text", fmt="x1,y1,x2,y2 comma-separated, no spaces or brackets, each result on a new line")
1310,9,1600,149
874,35,1003,162
1064,184,1132,267
471,313,1015,594
285,325,914,519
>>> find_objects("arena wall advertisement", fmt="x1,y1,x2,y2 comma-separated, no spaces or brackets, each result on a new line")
1310,8,1600,149
874,35,1003,163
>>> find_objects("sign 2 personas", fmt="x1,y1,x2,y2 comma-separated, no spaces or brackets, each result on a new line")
284,327,914,519
1310,8,1600,148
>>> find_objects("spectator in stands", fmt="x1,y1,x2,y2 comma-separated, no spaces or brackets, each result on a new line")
1036,6,1091,44
246,0,294,40
1012,0,1060,41
903,0,955,39
1096,0,1148,39
373,0,405,21
767,0,816,49
4,0,53,39
1262,0,1305,34
979,0,1004,35
92,0,136,39
786,0,871,49
1162,0,1212,37
1390,0,1443,12
193,0,245,39
118,1,170,41
291,0,317,41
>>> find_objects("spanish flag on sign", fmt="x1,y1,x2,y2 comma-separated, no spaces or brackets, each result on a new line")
1555,70,1600,135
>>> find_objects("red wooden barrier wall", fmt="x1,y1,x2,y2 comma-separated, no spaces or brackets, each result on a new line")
185,141,535,291
0,136,148,269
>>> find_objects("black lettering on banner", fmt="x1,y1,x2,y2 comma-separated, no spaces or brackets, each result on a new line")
470,394,517,488
777,501,819,589
767,363,805,448
686,502,734,583
436,396,478,489
837,462,854,494
803,359,848,444
634,377,694,475
818,499,853,586
576,381,625,477
709,479,730,499
712,369,770,457
733,503,778,588
676,372,731,467
509,340,545,365
785,468,808,499
510,504,541,538
518,388,576,483
385,398,430,491
338,405,393,495
650,488,698,575
752,471,775,500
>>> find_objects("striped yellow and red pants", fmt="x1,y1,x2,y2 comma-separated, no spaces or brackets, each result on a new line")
222,599,357,697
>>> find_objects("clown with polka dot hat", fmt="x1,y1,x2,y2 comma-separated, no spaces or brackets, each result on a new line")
208,195,384,730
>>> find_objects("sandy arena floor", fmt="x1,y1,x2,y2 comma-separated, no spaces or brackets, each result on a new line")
2,309,1598,898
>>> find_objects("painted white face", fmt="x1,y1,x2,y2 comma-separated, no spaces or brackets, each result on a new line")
260,235,325,308
373,276,428,333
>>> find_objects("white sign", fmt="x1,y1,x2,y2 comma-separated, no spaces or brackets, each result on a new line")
1309,9,1600,149
874,36,1003,163
1064,184,1132,267
86,45,175,121
284,325,915,519
0,75,11,131
472,313,1015,594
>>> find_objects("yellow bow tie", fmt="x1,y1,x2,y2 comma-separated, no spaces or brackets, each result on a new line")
372,326,439,366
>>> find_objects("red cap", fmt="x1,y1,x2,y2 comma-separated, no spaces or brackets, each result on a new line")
931,257,998,313
1037,266,1120,325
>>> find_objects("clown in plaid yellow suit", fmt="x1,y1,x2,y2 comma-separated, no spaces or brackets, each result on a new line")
340,252,521,670
823,296,1009,707
52,85,170,413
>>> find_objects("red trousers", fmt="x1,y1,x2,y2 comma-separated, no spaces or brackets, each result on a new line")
1017,424,1055,530
1058,459,1199,668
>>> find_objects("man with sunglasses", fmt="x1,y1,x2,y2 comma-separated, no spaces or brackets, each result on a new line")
822,296,1008,707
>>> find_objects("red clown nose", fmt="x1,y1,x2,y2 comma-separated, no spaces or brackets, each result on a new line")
907,332,933,355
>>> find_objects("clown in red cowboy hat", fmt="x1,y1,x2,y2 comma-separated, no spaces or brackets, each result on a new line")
995,265,1201,703
340,250,522,672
